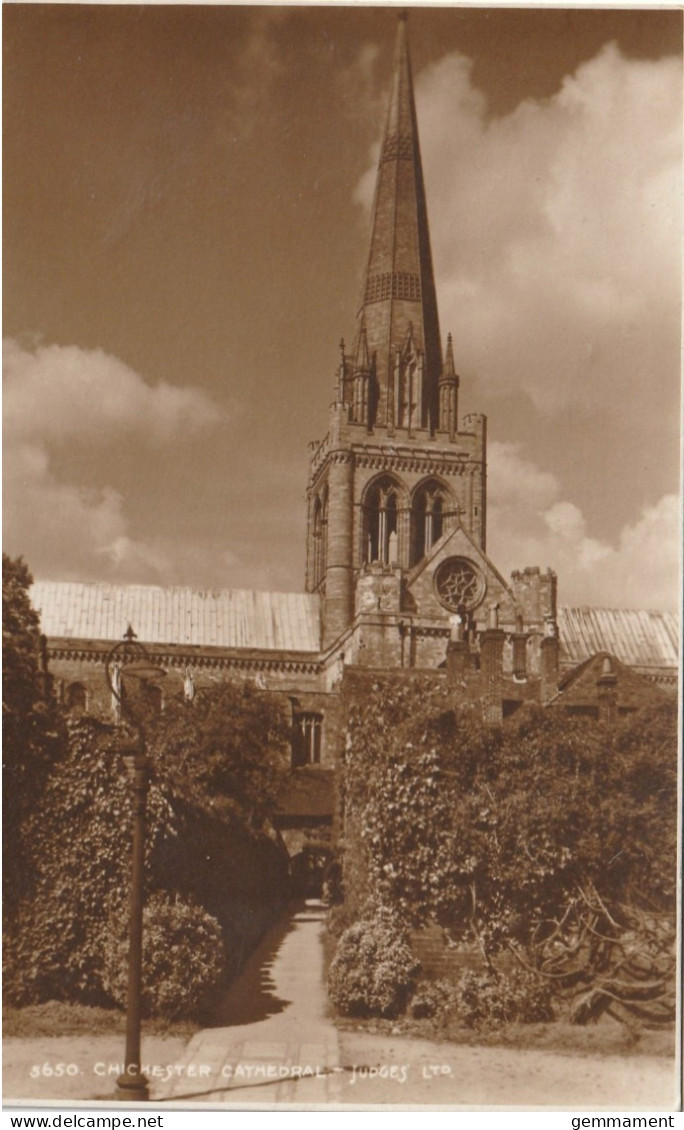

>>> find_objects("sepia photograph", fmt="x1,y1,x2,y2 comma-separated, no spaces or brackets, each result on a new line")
3,2,681,1114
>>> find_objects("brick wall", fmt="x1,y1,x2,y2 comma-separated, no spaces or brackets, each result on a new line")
410,924,484,980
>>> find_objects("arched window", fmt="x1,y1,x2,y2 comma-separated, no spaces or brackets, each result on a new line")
65,681,87,714
364,476,401,565
411,481,448,565
313,496,323,585
292,712,323,768
312,487,328,589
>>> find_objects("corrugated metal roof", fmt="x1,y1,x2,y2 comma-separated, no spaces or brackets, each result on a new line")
558,607,678,670
30,581,321,653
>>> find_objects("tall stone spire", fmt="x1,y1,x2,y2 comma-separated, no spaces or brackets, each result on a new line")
355,12,442,433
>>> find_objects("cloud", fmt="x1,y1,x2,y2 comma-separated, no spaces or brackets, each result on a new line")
3,339,225,582
487,442,679,610
356,43,681,426
432,44,680,424
3,338,221,446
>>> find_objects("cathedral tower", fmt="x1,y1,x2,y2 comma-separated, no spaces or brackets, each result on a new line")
306,14,488,651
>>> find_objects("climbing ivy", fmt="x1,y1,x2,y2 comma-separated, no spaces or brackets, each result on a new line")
338,678,677,1024
4,683,292,1011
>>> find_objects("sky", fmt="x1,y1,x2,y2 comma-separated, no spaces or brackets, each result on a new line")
3,4,682,611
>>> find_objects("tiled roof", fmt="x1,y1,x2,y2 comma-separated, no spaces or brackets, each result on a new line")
558,607,678,671
30,581,321,653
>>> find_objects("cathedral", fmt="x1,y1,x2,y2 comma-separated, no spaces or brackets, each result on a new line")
30,17,677,857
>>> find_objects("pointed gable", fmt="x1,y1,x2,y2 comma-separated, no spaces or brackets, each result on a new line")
551,651,670,714
405,524,515,622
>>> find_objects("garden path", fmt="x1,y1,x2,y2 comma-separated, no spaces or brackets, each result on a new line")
4,901,677,1110
155,901,677,1110
154,898,342,1105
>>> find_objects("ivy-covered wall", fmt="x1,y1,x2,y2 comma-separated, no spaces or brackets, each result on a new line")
336,670,677,967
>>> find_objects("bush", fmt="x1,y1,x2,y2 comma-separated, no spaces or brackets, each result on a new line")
326,902,358,939
328,910,419,1018
5,681,291,1011
456,967,555,1028
101,893,225,1022
409,978,460,1020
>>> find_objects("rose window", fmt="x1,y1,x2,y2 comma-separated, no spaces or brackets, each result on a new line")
434,557,485,612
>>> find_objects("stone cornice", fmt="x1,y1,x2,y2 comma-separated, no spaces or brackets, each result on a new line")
308,433,333,481
328,450,354,466
308,424,486,484
352,450,478,475
308,440,353,493
310,445,482,487
46,637,324,676
644,673,677,687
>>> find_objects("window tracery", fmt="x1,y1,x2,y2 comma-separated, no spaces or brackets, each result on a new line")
312,486,328,588
363,477,402,565
410,480,448,565
292,712,323,767
434,557,485,612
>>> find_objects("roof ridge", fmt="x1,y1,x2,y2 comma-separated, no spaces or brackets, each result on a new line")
559,605,677,618
31,579,319,600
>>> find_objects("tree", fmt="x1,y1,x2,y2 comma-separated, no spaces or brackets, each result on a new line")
4,679,292,1010
2,554,65,920
148,679,291,830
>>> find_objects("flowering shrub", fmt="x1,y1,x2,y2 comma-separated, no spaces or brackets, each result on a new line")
456,967,555,1027
101,893,225,1022
408,978,460,1020
328,911,419,1018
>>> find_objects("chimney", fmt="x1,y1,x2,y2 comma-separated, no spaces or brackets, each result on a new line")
540,616,559,703
512,612,528,681
480,614,505,724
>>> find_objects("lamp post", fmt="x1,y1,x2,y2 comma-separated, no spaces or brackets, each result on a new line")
105,625,166,1103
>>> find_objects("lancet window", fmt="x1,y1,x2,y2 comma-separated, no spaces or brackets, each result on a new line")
312,486,328,589
411,480,449,565
292,712,323,768
364,476,402,565
351,373,369,425
396,357,422,430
